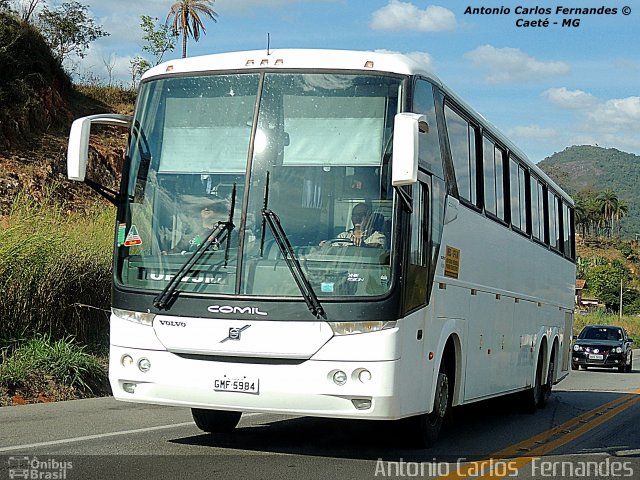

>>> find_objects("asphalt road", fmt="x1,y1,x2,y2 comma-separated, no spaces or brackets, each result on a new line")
1,352,639,480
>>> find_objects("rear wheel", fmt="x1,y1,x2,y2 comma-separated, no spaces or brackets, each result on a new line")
191,409,242,433
540,349,556,408
522,351,544,413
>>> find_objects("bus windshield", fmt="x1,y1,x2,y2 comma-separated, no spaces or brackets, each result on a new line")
117,72,403,299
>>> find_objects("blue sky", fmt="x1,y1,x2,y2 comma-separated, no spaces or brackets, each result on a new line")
57,0,639,162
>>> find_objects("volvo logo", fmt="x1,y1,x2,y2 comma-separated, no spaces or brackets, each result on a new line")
158,320,186,327
220,325,251,343
207,305,268,316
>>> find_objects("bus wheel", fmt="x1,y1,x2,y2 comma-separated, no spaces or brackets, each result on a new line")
540,349,555,409
522,352,544,413
191,408,242,433
414,369,449,448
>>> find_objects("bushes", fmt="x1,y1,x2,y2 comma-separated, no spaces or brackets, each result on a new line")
0,334,108,405
0,194,113,346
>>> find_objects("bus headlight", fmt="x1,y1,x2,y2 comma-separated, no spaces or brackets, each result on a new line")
328,321,396,336
112,308,155,326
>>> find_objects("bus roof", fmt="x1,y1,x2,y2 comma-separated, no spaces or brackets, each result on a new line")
143,49,572,205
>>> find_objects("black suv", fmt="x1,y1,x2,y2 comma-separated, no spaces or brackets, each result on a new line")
572,325,633,372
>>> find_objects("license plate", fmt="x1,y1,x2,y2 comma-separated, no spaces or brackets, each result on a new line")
589,354,604,360
214,375,259,394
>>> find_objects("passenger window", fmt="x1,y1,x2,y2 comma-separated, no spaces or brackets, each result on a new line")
510,157,521,229
444,105,478,205
483,137,496,215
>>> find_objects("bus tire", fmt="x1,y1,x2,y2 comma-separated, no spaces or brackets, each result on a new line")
191,408,242,433
540,347,556,409
522,351,544,413
406,367,449,448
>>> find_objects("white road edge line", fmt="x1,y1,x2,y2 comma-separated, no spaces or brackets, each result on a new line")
0,413,264,453
0,422,196,453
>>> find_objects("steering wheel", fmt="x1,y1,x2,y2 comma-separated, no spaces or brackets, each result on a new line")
325,238,355,246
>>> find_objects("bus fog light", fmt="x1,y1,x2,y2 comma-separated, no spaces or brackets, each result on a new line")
332,370,347,386
121,354,133,367
352,398,372,410
358,369,372,383
138,358,151,373
122,382,137,393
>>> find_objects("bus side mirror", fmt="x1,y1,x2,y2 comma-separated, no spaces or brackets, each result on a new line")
391,113,426,187
67,114,132,181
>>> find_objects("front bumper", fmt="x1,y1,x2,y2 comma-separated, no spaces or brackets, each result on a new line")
572,352,626,368
109,345,405,420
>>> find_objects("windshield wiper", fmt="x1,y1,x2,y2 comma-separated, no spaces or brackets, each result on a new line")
260,173,324,319
153,186,237,311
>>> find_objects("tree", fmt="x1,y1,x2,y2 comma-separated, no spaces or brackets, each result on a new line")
597,189,618,239
15,0,42,23
130,55,151,88
614,200,628,238
140,15,176,65
166,0,217,59
38,1,109,64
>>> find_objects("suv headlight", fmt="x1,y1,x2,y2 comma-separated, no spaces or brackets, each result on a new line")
112,308,155,326
615,346,623,354
573,344,582,351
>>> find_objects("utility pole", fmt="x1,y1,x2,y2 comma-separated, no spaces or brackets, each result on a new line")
619,276,623,320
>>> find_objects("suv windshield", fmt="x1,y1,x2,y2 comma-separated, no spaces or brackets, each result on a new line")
117,72,402,299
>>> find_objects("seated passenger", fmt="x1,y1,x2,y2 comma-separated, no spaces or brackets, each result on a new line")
324,202,386,248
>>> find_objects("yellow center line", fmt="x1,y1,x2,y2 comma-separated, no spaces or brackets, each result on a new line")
438,389,640,480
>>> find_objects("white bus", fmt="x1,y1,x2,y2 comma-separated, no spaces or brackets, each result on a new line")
67,50,575,447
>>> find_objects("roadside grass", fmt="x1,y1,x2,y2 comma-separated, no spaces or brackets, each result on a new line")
0,335,108,406
575,312,640,344
0,192,113,345
0,193,113,404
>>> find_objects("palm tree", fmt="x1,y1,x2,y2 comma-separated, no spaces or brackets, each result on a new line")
614,200,628,237
166,0,218,58
597,189,618,238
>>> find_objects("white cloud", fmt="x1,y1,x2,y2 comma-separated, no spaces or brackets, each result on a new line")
370,1,456,32
464,45,569,84
374,49,435,71
588,96,640,130
542,87,597,109
508,125,558,140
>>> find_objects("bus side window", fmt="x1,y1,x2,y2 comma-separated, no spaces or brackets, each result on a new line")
405,182,430,312
413,80,444,180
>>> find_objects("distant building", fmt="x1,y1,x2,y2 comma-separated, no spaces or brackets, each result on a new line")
575,279,602,311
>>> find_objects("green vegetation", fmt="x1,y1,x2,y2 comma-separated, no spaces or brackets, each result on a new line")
539,145,640,239
0,194,114,404
0,335,107,406
0,193,114,344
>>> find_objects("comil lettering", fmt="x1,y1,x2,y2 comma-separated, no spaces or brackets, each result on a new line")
208,305,268,316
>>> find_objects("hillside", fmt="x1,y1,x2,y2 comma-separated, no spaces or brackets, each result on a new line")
539,145,640,238
0,12,133,215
